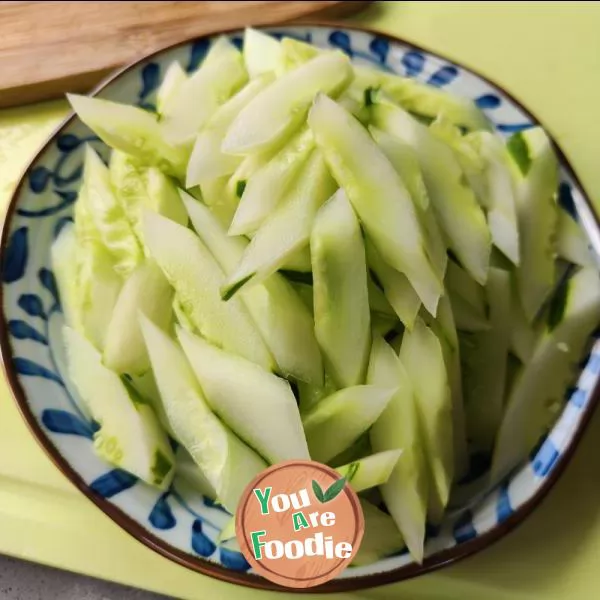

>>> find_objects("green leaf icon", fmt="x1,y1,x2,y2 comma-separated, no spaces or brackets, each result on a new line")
312,479,325,503
323,476,347,502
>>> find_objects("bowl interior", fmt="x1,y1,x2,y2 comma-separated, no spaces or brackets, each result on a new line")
2,24,600,591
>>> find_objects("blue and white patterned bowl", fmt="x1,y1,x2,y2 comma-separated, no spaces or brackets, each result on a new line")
2,24,600,592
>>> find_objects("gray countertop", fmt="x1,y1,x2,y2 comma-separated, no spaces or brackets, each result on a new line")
0,556,169,600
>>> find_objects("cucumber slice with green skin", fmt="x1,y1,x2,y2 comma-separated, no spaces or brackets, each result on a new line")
366,237,421,330
243,28,283,77
177,327,309,464
509,271,538,363
356,65,490,132
280,246,312,273
156,61,187,117
462,267,511,453
367,276,395,318
280,37,320,72
352,499,405,567
328,432,371,468
371,313,400,338
222,52,353,156
142,211,274,371
51,223,83,332
298,371,337,415
492,266,600,482
400,318,453,523
198,177,239,230
222,150,335,294
309,94,443,315
173,446,217,501
129,370,175,440
139,316,266,512
186,74,274,187
83,146,143,277
510,128,559,321
64,326,175,489
161,36,248,146
336,449,402,493
556,208,594,267
302,385,395,464
67,94,186,177
371,98,491,286
183,193,322,385
467,131,520,265
445,259,489,333
109,151,188,253
228,127,315,236
102,260,174,375
290,282,313,315
311,189,371,388
370,127,447,283
367,336,428,563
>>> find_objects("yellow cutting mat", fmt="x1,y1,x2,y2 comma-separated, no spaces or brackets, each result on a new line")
1,3,600,599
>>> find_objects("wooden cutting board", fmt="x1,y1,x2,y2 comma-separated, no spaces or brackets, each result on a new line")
0,1,369,109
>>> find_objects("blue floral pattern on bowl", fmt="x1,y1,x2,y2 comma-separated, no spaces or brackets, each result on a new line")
2,25,600,591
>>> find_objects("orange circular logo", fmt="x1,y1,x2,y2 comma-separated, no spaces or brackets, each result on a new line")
235,460,364,589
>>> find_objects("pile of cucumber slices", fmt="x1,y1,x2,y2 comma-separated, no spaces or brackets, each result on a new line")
54,29,600,565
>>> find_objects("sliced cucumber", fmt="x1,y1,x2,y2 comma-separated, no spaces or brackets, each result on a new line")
64,326,175,489
177,327,309,463
445,258,489,332
400,317,453,523
352,499,405,567
198,176,239,229
243,28,283,77
557,208,594,267
371,98,491,286
51,223,83,332
173,446,217,501
223,51,352,155
102,260,174,375
509,271,538,363
328,432,371,468
222,150,335,294
161,36,247,145
462,267,511,453
309,94,443,315
357,65,490,131
289,281,313,315
142,211,274,371
280,37,320,72
510,128,559,321
366,237,421,329
492,266,600,482
280,246,312,273
67,94,185,177
156,61,187,117
367,335,428,563
311,189,371,388
336,449,402,493
129,369,174,439
83,146,142,277
139,316,266,512
302,385,395,464
186,74,274,186
228,127,315,236
183,193,322,385
298,371,337,415
367,276,395,318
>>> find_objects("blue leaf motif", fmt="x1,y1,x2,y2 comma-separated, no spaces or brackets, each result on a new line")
8,320,47,344
187,39,210,72
39,268,60,308
402,51,425,77
54,216,74,239
496,483,513,523
220,547,250,572
18,294,46,319
496,122,534,134
2,227,28,283
427,65,458,87
14,357,63,386
149,493,176,530
475,94,501,109
53,153,83,187
17,189,78,218
56,133,81,152
369,37,389,64
90,469,138,498
191,519,216,557
42,409,94,439
328,31,352,56
28,166,51,193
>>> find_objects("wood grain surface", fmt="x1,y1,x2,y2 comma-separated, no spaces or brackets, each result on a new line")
0,1,369,108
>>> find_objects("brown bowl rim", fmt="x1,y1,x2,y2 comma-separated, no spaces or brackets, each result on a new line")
1,20,599,595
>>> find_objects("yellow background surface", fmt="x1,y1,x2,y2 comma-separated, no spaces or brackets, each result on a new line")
1,2,599,598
